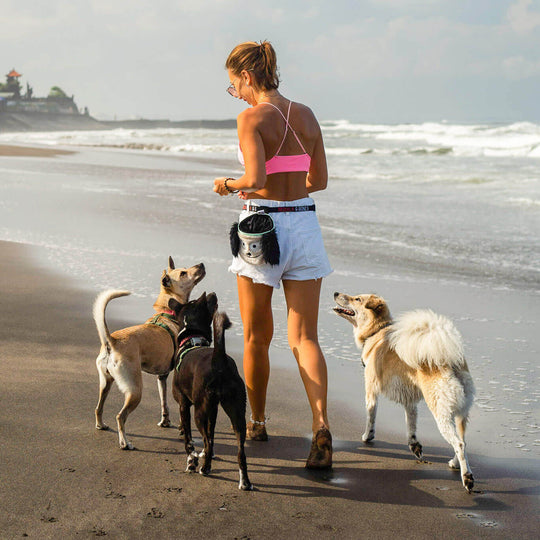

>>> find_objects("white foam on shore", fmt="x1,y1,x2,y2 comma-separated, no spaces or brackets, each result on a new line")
2,120,540,159
507,197,540,208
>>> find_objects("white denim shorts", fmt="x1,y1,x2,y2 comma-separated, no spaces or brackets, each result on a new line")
228,197,333,289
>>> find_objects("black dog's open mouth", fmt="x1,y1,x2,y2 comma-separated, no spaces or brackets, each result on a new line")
333,306,355,316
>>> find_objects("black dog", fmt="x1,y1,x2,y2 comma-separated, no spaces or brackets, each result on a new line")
169,292,252,491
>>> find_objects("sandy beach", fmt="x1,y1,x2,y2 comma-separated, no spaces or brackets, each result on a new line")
0,144,75,157
0,143,539,539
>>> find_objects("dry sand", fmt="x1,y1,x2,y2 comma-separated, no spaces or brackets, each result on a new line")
1,239,538,539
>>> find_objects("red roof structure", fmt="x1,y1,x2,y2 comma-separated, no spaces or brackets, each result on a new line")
7,69,22,78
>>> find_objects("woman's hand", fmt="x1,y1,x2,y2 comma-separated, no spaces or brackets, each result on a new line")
213,177,231,196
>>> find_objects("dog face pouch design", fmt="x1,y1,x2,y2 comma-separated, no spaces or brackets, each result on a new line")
230,212,280,266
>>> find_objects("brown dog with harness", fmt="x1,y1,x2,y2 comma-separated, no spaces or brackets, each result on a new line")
93,257,205,450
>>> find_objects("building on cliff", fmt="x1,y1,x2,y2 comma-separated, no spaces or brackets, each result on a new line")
0,68,86,115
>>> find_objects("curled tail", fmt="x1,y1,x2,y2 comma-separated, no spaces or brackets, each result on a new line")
93,289,131,348
388,309,464,370
211,311,232,373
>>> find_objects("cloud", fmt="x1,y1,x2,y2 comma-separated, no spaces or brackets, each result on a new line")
1,0,539,120
507,0,540,34
503,55,540,78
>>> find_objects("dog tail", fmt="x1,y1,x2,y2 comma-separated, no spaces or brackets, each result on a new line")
388,309,465,370
93,289,131,348
211,311,232,372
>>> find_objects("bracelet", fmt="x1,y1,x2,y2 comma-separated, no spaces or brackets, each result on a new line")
224,177,239,194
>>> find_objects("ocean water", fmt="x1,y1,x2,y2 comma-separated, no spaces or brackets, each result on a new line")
0,121,538,458
2,120,538,291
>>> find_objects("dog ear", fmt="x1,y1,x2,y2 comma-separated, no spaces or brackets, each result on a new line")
168,256,175,270
365,295,385,313
230,223,240,257
206,292,218,314
161,270,172,288
168,297,182,316
262,230,280,266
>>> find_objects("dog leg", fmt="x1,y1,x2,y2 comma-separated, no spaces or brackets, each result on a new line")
404,403,423,459
222,399,253,491
95,367,114,430
172,383,184,436
362,391,378,443
435,414,474,493
157,374,171,428
180,398,198,472
194,408,214,476
116,390,142,450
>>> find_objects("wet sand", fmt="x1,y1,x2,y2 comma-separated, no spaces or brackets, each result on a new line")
1,239,538,539
0,144,75,157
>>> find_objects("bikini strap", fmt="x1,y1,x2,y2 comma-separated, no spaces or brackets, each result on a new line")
260,101,307,155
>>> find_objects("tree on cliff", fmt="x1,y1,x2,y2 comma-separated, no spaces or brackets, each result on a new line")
48,86,68,98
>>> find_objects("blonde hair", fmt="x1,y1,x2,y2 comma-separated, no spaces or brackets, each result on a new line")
226,40,279,90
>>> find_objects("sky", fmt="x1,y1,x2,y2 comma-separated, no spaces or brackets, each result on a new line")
1,0,539,123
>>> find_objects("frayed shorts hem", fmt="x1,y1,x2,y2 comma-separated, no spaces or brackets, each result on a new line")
228,266,333,290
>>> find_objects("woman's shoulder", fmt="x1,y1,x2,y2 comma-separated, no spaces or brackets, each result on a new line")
237,106,265,124
291,102,321,135
291,101,314,115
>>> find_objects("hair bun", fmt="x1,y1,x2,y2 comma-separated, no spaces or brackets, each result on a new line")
226,40,279,91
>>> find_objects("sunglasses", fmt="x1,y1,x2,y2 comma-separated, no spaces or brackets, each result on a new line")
227,78,240,98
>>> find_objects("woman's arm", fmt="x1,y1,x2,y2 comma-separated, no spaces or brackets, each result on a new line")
214,110,267,196
306,128,328,193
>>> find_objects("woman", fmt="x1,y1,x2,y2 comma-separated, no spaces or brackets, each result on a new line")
213,40,333,469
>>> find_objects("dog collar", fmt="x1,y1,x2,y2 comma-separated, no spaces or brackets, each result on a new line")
365,321,392,341
360,322,392,367
175,335,211,369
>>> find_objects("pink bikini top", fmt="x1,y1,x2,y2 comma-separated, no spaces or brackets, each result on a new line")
238,101,311,175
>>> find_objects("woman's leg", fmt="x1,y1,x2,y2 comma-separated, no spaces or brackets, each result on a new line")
282,278,329,433
237,275,274,424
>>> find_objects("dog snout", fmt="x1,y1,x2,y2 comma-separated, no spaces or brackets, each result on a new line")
194,263,206,280
334,292,340,299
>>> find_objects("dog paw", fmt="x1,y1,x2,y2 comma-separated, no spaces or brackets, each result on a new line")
158,419,171,428
409,441,423,459
186,453,198,473
199,466,211,476
96,423,109,431
362,431,375,443
448,457,460,469
463,472,474,493
239,481,253,491
121,442,135,451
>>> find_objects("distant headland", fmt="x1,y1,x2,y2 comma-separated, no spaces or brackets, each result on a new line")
0,68,235,132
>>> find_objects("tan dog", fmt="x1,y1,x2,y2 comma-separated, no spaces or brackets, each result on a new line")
333,292,475,493
93,257,205,449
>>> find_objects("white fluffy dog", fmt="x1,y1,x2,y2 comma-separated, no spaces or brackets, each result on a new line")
334,292,476,493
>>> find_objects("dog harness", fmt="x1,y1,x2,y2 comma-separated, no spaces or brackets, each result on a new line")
146,312,179,363
175,335,211,370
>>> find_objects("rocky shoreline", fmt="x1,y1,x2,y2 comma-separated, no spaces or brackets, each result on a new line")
0,111,236,132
